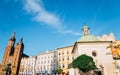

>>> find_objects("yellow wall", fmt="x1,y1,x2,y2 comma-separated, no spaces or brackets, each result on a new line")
110,40,120,59
57,46,73,73
116,40,120,44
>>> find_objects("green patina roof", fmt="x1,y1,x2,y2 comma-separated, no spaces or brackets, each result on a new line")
78,35,99,42
83,25,89,29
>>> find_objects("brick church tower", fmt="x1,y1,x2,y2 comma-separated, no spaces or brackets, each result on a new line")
0,33,25,75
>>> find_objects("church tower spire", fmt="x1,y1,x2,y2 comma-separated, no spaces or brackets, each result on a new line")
9,32,16,41
18,37,23,45
8,32,16,47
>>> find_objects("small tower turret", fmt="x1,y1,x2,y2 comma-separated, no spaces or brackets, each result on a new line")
82,25,90,36
8,32,16,46
18,38,23,45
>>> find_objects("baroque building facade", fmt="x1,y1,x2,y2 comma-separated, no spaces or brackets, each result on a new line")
19,57,28,75
56,46,73,74
35,50,57,75
24,56,36,75
19,50,57,75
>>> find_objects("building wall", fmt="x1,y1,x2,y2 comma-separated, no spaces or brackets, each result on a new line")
24,56,36,75
1,40,15,73
0,64,1,74
107,40,120,59
19,57,27,75
114,60,120,74
36,50,57,74
116,40,120,44
11,43,24,75
73,42,116,75
57,46,73,73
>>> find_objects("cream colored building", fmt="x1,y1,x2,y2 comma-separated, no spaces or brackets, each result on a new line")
57,46,73,73
69,25,120,75
116,40,120,44
19,57,28,75
35,50,57,75
24,56,37,75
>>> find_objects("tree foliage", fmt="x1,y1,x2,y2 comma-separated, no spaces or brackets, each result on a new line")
55,68,63,74
72,54,97,73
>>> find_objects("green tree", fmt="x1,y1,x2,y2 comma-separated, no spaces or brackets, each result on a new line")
55,68,63,74
72,54,97,74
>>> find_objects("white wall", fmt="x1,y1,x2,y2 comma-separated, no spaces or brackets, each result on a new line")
73,42,116,75
24,56,36,75
36,51,57,74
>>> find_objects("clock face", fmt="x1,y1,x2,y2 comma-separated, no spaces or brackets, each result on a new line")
92,50,97,57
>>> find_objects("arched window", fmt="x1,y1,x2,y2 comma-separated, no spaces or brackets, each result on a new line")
62,64,64,68
62,58,64,61
59,52,61,55
67,56,69,60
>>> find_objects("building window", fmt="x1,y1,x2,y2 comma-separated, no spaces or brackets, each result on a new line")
59,65,61,68
67,57,69,60
59,58,61,61
53,60,55,63
54,54,56,57
72,57,74,60
62,64,64,68
44,66,45,70
67,51,69,54
62,52,64,55
92,50,97,57
48,60,49,63
41,66,42,71
67,64,69,69
62,58,64,61
59,52,61,55
51,60,53,63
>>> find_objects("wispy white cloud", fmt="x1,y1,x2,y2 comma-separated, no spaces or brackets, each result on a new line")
23,0,81,35
59,30,82,36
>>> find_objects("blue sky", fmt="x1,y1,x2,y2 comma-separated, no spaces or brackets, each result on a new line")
0,0,120,62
